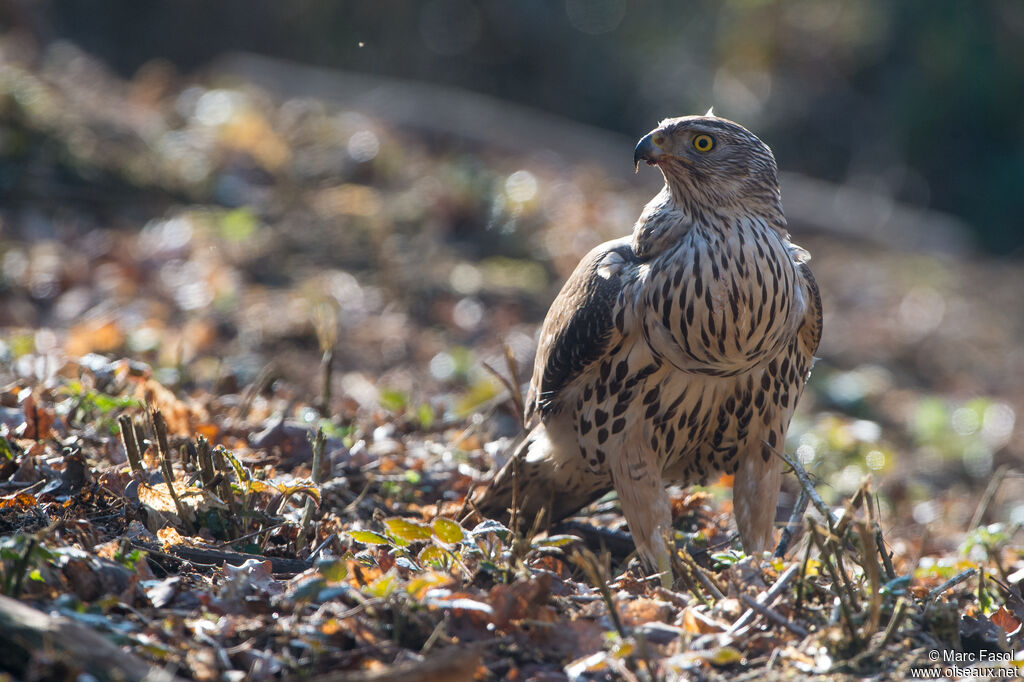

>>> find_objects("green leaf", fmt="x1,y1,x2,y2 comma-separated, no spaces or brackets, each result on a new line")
709,646,744,666
318,558,348,583
406,570,449,598
219,207,259,242
364,572,398,598
532,534,580,548
418,545,450,568
455,378,500,418
432,518,464,545
221,448,251,484
379,389,408,412
290,576,327,602
417,403,434,429
348,530,391,546
274,481,321,506
384,517,433,543
710,550,746,568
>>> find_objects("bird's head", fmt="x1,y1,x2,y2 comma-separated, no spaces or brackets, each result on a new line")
634,114,780,211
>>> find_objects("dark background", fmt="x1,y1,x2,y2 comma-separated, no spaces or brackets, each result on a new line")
8,0,1024,253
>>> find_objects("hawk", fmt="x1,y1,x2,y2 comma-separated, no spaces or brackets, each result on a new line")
476,114,822,578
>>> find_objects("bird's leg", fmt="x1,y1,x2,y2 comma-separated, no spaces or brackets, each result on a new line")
733,440,784,555
611,452,674,587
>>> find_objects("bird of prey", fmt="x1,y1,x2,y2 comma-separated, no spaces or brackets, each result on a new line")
475,114,822,578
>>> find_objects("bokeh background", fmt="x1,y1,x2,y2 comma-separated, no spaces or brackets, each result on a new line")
2,1,1024,548
21,0,1024,253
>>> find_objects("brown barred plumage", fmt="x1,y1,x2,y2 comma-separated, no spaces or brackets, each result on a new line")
476,114,822,578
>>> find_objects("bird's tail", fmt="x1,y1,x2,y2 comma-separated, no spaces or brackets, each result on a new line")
472,426,606,530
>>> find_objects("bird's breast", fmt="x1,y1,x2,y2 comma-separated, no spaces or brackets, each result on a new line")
630,217,805,376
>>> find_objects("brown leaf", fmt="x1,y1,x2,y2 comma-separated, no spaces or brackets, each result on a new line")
19,393,55,440
66,317,124,356
489,573,552,630
135,378,206,434
619,597,672,626
990,606,1022,635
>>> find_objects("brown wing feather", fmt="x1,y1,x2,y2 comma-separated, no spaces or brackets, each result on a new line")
525,236,637,423
797,261,823,363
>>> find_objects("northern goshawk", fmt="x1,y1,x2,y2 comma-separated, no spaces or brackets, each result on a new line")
476,114,822,577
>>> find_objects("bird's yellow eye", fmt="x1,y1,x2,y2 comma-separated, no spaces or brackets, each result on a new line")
693,134,714,152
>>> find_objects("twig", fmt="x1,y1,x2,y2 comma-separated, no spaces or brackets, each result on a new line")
814,514,861,613
195,436,233,538
150,408,195,535
319,348,334,416
926,567,977,602
510,445,521,534
873,596,908,651
118,415,144,475
571,549,625,637
808,521,858,644
766,442,837,529
481,346,524,423
774,488,810,558
968,464,1010,532
503,344,525,420
866,490,896,581
978,566,987,612
670,542,709,605
212,446,239,534
299,427,327,551
857,520,882,639
795,533,813,615
832,480,868,540
7,537,37,598
570,548,654,682
739,592,809,637
212,521,287,549
676,546,724,602
195,436,216,488
235,363,276,425
727,563,801,635
131,540,311,575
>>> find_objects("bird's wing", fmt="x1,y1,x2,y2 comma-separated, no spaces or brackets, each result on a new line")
796,260,823,365
525,236,637,423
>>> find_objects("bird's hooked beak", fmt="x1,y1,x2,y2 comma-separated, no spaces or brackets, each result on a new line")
633,132,665,173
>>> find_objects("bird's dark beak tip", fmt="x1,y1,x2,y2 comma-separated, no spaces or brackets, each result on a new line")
633,132,659,171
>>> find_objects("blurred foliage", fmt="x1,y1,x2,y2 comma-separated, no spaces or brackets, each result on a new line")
10,0,1022,252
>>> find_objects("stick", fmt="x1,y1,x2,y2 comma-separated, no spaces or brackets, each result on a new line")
857,521,882,639
766,442,837,529
774,488,810,558
299,427,327,550
740,592,809,637
150,408,195,535
927,568,977,602
118,415,144,475
727,563,801,635
968,464,1010,532
809,522,858,643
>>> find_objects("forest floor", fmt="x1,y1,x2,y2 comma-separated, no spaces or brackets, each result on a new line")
2,39,1024,681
